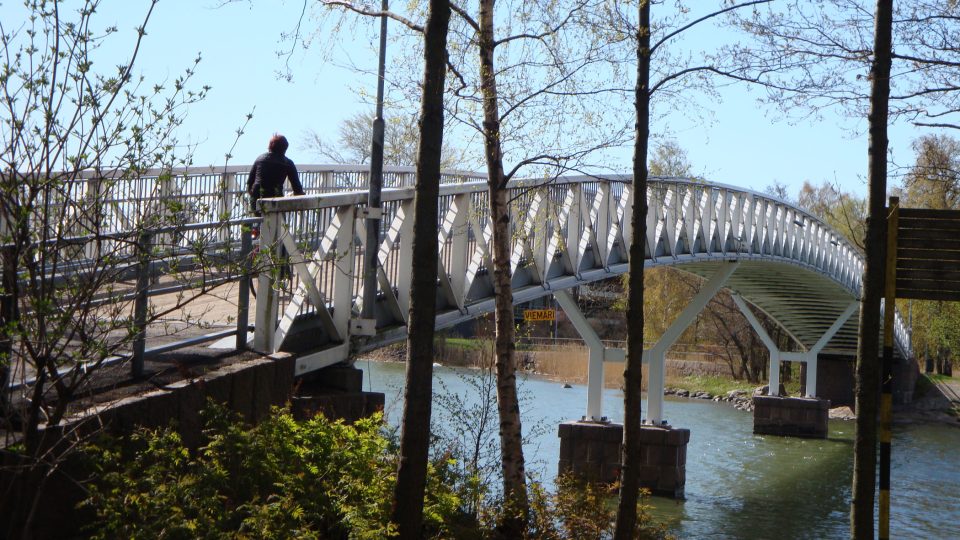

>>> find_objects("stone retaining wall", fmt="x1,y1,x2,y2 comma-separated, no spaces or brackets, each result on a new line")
2,355,385,539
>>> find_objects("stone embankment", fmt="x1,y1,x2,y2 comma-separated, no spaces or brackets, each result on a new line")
664,387,754,412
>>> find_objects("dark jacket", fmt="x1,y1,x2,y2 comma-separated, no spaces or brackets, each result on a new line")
246,152,305,204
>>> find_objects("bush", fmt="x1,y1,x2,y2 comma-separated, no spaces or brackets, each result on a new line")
526,475,673,540
82,402,460,539
82,401,670,539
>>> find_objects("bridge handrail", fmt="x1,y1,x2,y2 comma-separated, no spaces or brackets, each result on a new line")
7,165,909,370
248,169,911,370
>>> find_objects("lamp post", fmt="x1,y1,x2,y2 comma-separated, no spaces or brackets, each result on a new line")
360,0,388,332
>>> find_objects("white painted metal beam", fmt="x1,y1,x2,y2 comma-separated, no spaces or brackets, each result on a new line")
554,290,605,421
733,294,782,395
646,262,738,425
245,170,911,392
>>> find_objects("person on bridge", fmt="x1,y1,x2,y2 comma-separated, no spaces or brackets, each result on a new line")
246,133,305,217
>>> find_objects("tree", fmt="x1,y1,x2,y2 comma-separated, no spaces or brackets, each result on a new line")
902,134,960,209
609,2,774,536
302,109,463,167
798,180,867,249
457,1,641,531
853,2,893,536
310,3,635,530
391,0,452,536
730,1,960,130
615,3,650,533
649,140,694,178
0,2,243,534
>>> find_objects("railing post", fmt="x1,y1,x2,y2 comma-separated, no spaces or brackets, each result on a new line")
132,231,153,378
236,225,253,350
253,211,281,352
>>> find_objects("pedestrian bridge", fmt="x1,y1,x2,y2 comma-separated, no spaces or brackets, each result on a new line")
29,164,903,424
245,166,910,422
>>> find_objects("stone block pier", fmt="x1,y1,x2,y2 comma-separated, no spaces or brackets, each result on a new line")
558,421,690,499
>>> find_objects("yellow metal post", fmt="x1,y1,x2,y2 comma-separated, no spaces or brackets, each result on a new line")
880,197,898,539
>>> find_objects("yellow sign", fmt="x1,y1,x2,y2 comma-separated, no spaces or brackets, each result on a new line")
524,309,555,321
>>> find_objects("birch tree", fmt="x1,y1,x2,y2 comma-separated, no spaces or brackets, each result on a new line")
0,1,248,534
446,2,632,532
332,2,633,533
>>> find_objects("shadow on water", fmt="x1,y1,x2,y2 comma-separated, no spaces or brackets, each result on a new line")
363,361,960,539
609,396,854,540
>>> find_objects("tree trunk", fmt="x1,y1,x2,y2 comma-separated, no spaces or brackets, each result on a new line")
477,0,528,533
0,245,17,423
613,1,650,538
390,0,451,537
851,0,892,537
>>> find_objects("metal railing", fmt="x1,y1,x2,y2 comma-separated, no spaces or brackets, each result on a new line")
3,164,913,389
252,172,911,377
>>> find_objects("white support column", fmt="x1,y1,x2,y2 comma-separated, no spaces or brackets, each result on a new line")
555,290,605,421
732,294,782,395
805,301,859,398
646,348,667,424
646,262,738,424
253,211,281,352
735,296,858,398
805,353,818,398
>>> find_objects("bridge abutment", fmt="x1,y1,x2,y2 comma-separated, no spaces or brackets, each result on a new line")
291,365,385,423
557,421,689,498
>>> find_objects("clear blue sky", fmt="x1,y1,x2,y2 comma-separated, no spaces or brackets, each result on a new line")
0,0,939,199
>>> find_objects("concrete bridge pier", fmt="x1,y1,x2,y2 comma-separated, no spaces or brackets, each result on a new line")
734,296,859,438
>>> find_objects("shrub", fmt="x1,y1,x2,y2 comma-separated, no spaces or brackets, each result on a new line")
83,403,403,539
82,401,670,539
527,475,673,540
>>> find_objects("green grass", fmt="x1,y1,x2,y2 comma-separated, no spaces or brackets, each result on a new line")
780,363,803,396
666,375,756,397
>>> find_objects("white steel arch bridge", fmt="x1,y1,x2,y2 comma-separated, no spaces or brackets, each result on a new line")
4,165,911,426
246,166,911,423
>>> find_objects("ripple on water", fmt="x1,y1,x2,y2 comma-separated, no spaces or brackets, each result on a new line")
364,361,960,539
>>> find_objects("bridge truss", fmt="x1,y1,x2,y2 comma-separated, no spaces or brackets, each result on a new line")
249,168,911,421
8,164,909,424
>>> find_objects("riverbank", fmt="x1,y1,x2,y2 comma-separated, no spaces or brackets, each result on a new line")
361,341,960,426
363,343,764,413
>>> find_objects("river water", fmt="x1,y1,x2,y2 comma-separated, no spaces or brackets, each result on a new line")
361,360,960,539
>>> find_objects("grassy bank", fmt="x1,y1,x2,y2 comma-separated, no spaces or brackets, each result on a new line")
666,375,755,396
382,337,796,399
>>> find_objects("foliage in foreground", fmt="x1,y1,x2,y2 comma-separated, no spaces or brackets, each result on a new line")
81,402,671,539
82,404,454,539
